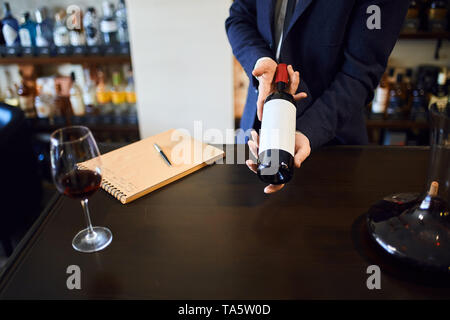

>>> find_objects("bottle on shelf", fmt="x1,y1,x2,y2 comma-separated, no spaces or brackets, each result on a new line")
410,77,429,121
34,85,53,119
53,10,70,47
68,6,86,47
4,70,19,107
2,2,20,47
96,70,112,114
386,73,406,119
116,0,129,44
125,69,137,115
257,63,296,185
387,67,396,85
17,74,36,118
18,12,37,48
100,1,118,45
69,72,86,116
371,72,389,118
404,68,414,113
428,0,448,32
83,68,98,115
35,7,54,47
54,83,73,123
111,71,127,115
429,70,448,112
403,0,420,33
83,7,101,46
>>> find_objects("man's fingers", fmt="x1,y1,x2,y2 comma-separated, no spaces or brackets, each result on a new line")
257,83,272,121
294,147,310,168
246,159,258,174
293,92,308,101
248,140,258,159
264,184,285,194
250,130,259,147
287,66,299,94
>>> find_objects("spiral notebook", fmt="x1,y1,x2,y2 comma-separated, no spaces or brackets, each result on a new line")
79,129,225,204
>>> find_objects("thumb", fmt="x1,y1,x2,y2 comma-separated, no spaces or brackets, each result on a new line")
252,65,265,78
294,147,310,168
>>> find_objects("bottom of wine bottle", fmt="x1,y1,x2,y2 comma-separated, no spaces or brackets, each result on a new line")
257,149,294,185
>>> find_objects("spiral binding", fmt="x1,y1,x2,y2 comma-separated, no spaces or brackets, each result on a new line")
78,164,127,203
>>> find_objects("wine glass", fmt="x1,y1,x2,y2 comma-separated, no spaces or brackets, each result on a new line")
50,126,112,253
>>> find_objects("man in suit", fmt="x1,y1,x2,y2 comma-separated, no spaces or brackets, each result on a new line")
226,0,409,193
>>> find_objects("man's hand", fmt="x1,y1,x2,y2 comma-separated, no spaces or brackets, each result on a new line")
246,131,311,194
252,58,307,121
248,63,310,194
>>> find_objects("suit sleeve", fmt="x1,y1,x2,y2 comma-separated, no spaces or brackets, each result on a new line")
225,0,275,88
296,0,410,149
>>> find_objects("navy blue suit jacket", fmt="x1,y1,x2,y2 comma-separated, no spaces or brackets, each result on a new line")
226,0,409,148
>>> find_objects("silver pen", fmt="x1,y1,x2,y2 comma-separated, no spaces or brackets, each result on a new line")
153,143,172,167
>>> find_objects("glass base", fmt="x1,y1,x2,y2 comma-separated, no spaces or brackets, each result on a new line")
367,193,450,273
72,226,113,253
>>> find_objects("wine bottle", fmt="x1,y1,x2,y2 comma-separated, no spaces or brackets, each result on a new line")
2,2,20,47
69,72,86,116
257,63,296,185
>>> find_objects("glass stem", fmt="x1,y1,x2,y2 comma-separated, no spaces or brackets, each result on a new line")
81,198,96,240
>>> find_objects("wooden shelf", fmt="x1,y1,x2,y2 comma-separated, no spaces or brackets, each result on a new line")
399,31,450,40
0,54,131,65
366,119,429,130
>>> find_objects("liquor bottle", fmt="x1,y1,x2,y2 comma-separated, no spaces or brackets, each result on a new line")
53,10,70,47
257,63,296,185
116,0,129,44
429,71,448,112
35,7,54,47
83,69,98,115
17,76,36,118
5,87,19,107
125,71,137,114
2,2,20,47
371,72,389,118
34,85,52,118
18,12,37,48
4,70,19,107
100,1,118,45
111,71,127,115
404,68,414,113
83,7,101,46
387,67,396,85
410,78,429,121
386,73,406,119
403,0,420,33
69,72,86,116
54,83,73,122
96,70,112,114
68,7,85,47
428,0,448,32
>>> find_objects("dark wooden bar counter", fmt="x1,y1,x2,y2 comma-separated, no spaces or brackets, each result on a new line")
1,146,449,299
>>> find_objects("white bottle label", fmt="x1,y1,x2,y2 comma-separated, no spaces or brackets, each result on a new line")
19,28,32,47
3,24,18,45
259,99,296,157
100,20,118,33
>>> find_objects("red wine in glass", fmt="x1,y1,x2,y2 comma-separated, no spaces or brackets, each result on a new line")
50,126,112,253
59,170,102,199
